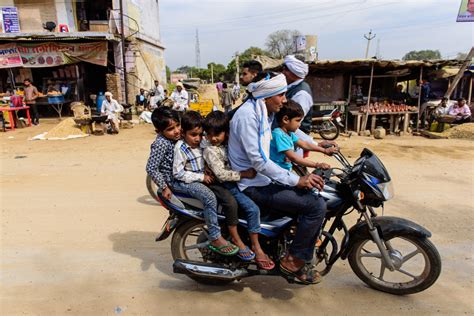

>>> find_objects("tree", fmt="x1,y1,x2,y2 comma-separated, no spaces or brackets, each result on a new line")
402,50,441,61
207,63,227,81
165,66,171,82
226,46,270,80
265,29,302,58
456,52,468,60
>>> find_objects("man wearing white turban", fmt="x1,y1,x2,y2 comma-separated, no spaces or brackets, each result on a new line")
283,55,338,157
101,91,123,133
228,72,326,284
282,55,313,134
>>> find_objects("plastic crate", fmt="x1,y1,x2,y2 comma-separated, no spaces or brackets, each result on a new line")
48,95,65,104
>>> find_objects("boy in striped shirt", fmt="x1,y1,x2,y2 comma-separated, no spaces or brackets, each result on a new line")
172,111,239,256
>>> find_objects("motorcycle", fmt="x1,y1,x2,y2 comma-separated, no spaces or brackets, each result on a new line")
152,148,441,295
311,108,344,140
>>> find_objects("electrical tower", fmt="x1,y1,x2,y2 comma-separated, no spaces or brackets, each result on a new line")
195,29,201,68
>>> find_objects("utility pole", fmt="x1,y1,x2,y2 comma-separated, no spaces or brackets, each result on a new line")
119,0,128,104
195,29,201,68
235,52,240,84
210,63,214,84
364,30,376,59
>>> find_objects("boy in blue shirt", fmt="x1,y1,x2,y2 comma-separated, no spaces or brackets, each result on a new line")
270,100,331,171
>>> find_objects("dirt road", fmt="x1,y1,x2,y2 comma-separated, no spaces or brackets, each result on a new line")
1,120,473,315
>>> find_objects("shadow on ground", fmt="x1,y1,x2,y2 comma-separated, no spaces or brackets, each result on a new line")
108,230,296,300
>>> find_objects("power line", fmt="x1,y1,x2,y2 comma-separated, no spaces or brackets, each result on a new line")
161,0,366,31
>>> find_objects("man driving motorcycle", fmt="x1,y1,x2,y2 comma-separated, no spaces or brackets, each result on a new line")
228,72,335,284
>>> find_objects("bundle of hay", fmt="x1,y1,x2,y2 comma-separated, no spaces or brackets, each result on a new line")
31,118,89,140
440,123,474,139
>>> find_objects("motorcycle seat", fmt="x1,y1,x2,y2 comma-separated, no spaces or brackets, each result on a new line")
312,109,333,117
165,191,294,231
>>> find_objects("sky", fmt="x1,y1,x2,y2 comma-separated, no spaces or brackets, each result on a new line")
159,0,474,71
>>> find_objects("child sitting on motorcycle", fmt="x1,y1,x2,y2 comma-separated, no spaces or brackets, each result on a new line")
203,111,275,270
172,111,239,256
146,107,181,202
270,100,335,171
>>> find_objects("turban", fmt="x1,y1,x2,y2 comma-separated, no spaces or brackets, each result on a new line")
284,55,308,79
104,91,113,97
247,73,287,99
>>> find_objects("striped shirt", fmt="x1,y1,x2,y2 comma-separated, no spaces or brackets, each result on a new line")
173,140,205,183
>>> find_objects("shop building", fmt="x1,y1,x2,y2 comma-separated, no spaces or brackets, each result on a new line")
0,0,165,116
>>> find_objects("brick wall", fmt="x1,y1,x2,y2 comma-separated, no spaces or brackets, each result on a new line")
14,0,57,32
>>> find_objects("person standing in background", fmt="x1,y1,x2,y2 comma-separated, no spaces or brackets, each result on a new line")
221,83,234,114
23,79,39,125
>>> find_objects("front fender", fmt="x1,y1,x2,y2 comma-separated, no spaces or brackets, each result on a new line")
340,216,431,259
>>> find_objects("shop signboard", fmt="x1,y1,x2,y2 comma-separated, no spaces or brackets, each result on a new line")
1,7,20,33
0,43,23,68
16,42,108,67
457,0,474,22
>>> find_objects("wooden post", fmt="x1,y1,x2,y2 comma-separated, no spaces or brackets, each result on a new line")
468,76,473,106
444,47,474,99
416,66,423,131
345,74,352,132
361,62,375,132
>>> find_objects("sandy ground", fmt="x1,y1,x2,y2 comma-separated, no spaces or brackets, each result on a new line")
1,119,473,315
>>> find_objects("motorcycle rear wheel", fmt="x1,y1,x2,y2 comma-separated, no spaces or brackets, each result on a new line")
319,121,339,140
348,233,441,295
171,220,234,285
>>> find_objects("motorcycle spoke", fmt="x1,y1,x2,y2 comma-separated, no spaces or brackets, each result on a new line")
378,262,386,279
398,268,418,280
360,252,382,258
402,249,421,263
184,241,209,251
384,240,394,252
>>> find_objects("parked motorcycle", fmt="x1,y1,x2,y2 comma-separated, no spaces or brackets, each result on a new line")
312,108,344,140
153,148,441,295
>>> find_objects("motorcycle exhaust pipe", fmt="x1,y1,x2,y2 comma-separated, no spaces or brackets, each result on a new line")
173,259,248,280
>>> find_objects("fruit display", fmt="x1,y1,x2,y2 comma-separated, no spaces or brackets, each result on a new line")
47,91,63,96
359,102,417,114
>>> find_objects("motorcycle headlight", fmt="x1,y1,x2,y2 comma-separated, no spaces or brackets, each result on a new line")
376,181,394,201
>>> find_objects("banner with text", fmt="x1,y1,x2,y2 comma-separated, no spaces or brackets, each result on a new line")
16,42,108,67
0,43,23,68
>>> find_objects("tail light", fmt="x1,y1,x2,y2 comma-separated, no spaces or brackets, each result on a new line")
332,111,341,118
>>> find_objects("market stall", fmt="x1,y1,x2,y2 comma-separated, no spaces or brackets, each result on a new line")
0,40,110,122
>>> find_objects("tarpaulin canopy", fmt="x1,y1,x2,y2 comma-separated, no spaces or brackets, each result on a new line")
254,55,464,76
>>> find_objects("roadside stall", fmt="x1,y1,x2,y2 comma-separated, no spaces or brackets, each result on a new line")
0,39,110,126
304,59,463,134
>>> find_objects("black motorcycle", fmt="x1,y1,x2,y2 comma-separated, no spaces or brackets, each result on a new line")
154,148,441,295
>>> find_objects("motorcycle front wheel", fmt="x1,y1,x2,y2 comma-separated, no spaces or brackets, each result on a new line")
348,233,441,295
171,220,233,285
319,121,339,140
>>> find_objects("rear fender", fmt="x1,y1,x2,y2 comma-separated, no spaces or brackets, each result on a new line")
340,216,431,259
155,216,191,242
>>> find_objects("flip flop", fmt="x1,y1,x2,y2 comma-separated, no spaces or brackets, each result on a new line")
255,255,275,270
207,242,239,256
236,246,256,261
279,263,322,285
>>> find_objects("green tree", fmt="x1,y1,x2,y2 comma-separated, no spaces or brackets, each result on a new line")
207,62,227,81
165,66,171,81
265,29,302,58
402,50,442,61
456,52,468,60
226,46,270,81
